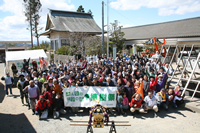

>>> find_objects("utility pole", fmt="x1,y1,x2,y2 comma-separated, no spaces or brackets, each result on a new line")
102,1,104,56
107,0,109,58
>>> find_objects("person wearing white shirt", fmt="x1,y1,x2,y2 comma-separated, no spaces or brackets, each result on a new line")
144,91,159,117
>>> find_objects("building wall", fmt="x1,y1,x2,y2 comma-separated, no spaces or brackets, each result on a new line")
49,31,70,50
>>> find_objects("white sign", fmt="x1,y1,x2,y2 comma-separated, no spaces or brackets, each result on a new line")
63,87,117,107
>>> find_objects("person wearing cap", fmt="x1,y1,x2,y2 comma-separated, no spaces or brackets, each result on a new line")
130,93,145,114
1,72,14,96
156,88,170,110
39,57,47,68
39,72,47,83
148,75,158,94
111,72,118,86
23,75,31,108
23,80,40,115
17,74,26,105
156,72,167,92
144,91,159,117
35,95,50,119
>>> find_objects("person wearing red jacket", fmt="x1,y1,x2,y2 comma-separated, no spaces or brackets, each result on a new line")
130,93,145,114
35,95,50,118
148,75,158,94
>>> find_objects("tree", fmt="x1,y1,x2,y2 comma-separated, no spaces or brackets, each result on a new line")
85,36,102,55
32,0,42,46
88,9,93,17
23,0,42,47
77,5,85,13
69,32,88,57
109,20,126,53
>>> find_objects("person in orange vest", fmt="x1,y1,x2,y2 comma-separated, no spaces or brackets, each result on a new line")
35,95,50,119
53,79,62,95
39,57,47,68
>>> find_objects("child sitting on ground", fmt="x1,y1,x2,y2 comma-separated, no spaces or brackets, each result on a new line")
122,93,129,115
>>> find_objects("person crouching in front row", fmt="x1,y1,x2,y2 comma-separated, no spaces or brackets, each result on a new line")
130,93,145,115
156,88,169,110
52,91,66,119
144,91,159,117
35,95,50,119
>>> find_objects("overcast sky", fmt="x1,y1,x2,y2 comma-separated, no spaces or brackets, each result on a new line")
0,0,200,44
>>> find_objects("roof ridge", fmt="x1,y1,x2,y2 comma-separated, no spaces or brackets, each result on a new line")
48,9,92,15
122,16,200,29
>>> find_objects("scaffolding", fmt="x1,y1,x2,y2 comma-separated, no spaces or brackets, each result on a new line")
156,44,200,99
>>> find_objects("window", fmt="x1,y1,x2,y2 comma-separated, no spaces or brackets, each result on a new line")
61,39,70,46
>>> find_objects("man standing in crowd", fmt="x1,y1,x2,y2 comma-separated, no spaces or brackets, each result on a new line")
23,80,40,115
1,72,13,96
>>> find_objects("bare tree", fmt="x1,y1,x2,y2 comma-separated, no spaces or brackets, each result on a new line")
85,36,102,55
69,32,89,57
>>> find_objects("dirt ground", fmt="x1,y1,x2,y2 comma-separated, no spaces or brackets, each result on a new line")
0,63,200,133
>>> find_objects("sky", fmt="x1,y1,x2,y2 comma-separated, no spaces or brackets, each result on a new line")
0,0,200,44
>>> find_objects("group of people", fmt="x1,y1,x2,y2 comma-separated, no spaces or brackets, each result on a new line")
1,54,184,119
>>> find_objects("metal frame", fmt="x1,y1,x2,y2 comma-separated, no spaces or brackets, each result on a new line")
181,55,200,98
164,44,200,99
170,45,186,80
176,45,194,86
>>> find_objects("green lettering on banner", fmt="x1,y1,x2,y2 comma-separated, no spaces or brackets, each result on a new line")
67,97,71,101
66,92,71,96
74,91,79,96
90,93,97,101
71,97,75,102
79,97,84,102
108,94,115,101
100,94,107,101
84,94,89,99
80,92,83,96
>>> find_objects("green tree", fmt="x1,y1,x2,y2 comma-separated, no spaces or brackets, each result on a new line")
109,20,126,53
23,0,42,47
88,9,93,17
137,46,143,52
77,5,85,13
56,46,71,55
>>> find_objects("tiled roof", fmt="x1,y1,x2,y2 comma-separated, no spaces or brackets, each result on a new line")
41,9,102,35
121,17,200,40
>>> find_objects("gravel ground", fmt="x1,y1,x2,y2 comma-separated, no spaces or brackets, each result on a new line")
0,63,200,133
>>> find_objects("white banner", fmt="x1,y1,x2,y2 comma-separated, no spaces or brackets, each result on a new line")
63,87,117,107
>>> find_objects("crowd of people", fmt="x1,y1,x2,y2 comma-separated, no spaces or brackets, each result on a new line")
1,54,185,119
